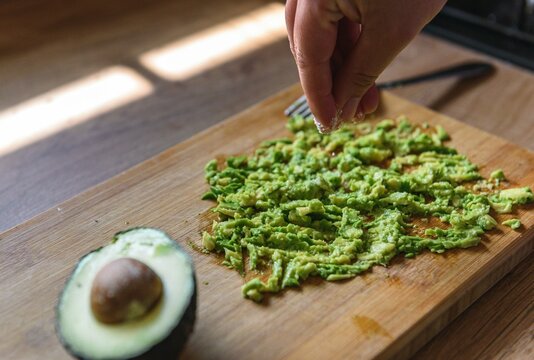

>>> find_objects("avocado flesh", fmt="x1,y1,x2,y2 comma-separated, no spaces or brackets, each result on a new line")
201,116,533,301
57,228,196,360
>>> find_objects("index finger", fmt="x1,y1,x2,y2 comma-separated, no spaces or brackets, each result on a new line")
293,0,341,131
285,0,297,54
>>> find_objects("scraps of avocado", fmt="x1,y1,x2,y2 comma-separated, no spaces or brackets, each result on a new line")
201,116,533,302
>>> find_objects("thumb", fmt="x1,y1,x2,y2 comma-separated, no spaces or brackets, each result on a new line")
333,0,447,124
333,23,407,122
337,70,378,123
333,2,438,122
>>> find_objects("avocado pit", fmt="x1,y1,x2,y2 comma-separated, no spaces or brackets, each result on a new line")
90,257,163,324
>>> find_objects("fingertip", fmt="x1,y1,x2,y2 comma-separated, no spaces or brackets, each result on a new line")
360,84,379,114
340,96,359,123
308,97,338,133
355,104,365,121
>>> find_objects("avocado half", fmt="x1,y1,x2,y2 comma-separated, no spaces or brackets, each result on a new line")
56,228,196,360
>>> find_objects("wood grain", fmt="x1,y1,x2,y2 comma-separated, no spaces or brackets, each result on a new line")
0,0,297,232
0,1,533,358
2,0,534,233
1,86,533,359
414,255,534,360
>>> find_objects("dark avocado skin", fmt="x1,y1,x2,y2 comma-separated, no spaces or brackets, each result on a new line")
56,228,197,360
131,278,196,360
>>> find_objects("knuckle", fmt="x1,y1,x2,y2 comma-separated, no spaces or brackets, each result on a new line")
289,41,296,57
335,0,361,22
349,72,378,90
293,47,309,68
293,46,329,70
309,0,342,28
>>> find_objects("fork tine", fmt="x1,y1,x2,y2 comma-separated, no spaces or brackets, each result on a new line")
295,101,310,116
301,108,313,119
284,95,307,116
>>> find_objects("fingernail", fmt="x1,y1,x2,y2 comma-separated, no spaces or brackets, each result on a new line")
341,97,360,123
331,109,343,130
350,109,363,124
313,117,331,134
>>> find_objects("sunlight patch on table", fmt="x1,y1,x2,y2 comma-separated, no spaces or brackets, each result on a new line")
139,3,287,81
0,66,153,156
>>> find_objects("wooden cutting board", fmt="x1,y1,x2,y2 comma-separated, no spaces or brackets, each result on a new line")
1,85,533,360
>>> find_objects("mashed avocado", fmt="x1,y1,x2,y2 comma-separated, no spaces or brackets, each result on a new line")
202,116,533,301
502,218,521,230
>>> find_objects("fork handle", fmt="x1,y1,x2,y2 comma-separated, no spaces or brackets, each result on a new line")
377,61,495,90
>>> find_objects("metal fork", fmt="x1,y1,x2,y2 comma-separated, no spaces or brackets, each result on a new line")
284,61,495,118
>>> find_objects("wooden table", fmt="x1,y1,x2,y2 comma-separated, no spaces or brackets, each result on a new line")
0,0,532,358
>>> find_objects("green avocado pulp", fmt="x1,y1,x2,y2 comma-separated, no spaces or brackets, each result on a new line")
201,116,533,302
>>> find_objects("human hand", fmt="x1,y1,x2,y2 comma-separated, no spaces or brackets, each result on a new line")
285,0,446,132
